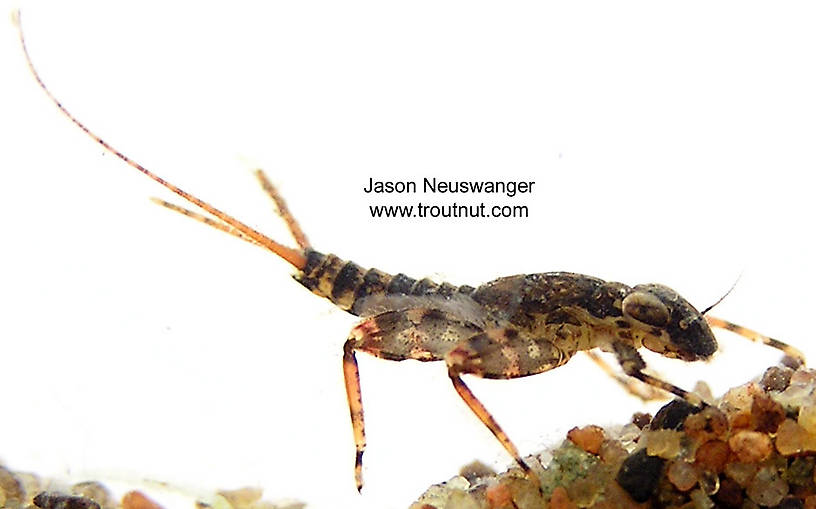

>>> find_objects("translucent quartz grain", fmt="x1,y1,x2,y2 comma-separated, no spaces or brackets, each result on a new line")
644,429,684,459
215,487,263,509
0,467,23,505
746,467,789,506
689,488,715,509
800,405,816,434
724,462,758,487
667,460,698,491
777,419,816,455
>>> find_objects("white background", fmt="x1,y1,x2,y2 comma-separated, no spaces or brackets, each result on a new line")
1,2,815,509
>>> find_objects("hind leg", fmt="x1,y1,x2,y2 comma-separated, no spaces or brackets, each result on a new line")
343,306,484,490
342,339,366,492
584,351,667,401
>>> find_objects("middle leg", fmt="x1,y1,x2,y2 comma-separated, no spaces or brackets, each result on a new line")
444,327,571,481
447,370,531,475
584,351,668,401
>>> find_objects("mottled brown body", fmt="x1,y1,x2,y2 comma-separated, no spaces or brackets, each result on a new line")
17,13,805,493
288,248,798,490
291,247,737,489
300,250,602,371
298,250,712,378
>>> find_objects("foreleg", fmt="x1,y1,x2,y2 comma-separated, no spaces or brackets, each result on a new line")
612,341,706,407
706,315,805,365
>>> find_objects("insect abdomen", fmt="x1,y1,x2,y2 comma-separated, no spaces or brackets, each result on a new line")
295,249,474,315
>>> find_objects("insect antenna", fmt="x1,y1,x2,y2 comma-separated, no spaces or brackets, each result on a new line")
14,11,306,271
700,274,741,315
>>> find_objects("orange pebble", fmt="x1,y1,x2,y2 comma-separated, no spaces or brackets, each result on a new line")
695,440,730,472
549,486,577,509
485,483,514,509
122,491,164,509
567,425,605,455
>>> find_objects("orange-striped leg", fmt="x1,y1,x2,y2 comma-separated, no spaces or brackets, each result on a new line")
342,340,366,492
706,316,805,365
629,371,704,407
613,341,706,407
584,351,667,402
448,372,532,477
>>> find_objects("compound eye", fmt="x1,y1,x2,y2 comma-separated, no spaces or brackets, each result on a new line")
622,291,671,327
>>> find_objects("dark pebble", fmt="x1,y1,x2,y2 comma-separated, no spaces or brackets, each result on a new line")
650,399,703,431
760,365,794,392
771,497,804,509
33,491,101,509
616,449,665,503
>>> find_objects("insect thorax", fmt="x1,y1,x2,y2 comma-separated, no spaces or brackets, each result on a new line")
469,273,634,353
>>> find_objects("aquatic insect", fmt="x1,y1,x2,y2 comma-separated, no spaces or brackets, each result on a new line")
16,12,805,492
